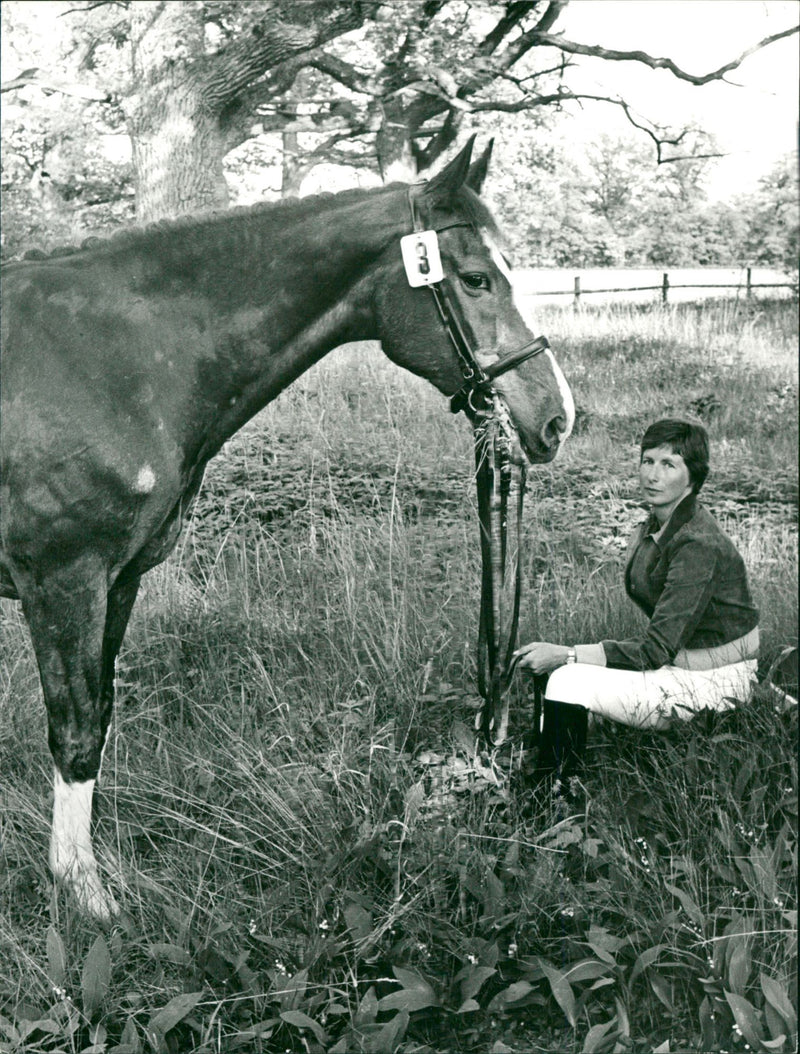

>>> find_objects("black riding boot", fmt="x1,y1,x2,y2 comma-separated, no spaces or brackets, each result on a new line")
534,699,589,786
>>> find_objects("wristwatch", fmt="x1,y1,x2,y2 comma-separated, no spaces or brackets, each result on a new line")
565,647,577,665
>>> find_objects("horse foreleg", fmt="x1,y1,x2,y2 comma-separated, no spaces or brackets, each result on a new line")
19,560,140,921
50,769,111,919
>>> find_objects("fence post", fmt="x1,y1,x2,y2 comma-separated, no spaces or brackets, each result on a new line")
746,267,752,299
661,273,669,304
573,275,581,307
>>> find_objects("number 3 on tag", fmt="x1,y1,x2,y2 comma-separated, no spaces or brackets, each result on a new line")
401,231,444,287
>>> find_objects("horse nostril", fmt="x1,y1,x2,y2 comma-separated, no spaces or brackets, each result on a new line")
541,414,567,447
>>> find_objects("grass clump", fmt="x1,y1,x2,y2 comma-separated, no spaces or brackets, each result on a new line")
0,297,796,1052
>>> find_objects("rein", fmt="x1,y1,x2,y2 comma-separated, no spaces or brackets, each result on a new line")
474,410,526,745
406,184,542,745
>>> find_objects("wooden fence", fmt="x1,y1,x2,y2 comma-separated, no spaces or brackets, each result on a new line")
525,267,797,305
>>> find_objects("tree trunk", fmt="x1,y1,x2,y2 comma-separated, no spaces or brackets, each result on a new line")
127,2,229,223
374,100,417,183
280,70,310,197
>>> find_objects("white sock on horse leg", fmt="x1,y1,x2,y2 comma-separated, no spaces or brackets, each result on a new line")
50,770,118,919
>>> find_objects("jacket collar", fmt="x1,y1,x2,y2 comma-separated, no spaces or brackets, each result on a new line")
644,492,698,548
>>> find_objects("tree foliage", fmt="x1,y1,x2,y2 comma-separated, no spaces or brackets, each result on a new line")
1,0,797,266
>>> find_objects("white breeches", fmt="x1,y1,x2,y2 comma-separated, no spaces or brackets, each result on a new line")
545,659,758,730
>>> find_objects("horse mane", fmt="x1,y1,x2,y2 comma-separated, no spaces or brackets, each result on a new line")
455,186,504,245
4,180,504,266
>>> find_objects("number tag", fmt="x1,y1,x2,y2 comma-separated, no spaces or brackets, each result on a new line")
401,230,444,287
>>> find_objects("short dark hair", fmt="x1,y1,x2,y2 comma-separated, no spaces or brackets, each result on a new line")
640,419,710,493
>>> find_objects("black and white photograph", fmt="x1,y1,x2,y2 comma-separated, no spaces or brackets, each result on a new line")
1,1,797,1050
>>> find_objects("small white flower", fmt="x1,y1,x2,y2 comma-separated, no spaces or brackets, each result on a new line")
467,953,478,965
319,919,329,931
507,942,518,957
248,919,257,935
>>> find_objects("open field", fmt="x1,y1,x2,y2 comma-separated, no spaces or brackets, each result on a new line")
0,297,797,1053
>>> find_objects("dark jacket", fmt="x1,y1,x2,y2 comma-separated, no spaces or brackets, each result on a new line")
601,493,759,671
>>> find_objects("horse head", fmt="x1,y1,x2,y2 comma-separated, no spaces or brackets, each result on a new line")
373,138,574,464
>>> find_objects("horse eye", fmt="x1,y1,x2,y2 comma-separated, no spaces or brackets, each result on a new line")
461,273,491,292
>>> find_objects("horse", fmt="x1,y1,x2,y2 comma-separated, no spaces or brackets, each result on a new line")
0,138,574,921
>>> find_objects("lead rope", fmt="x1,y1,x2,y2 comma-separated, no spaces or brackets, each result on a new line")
404,182,539,746
475,404,527,746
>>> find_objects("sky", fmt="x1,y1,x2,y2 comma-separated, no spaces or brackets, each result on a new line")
2,0,797,202
555,0,799,200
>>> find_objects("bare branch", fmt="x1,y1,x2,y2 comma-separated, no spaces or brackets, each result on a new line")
528,25,800,86
615,102,725,165
385,13,799,163
656,152,726,165
1,68,110,100
465,89,727,165
466,89,618,113
496,61,576,91
616,102,676,163
477,0,569,56
414,107,461,169
308,51,374,95
59,1,129,15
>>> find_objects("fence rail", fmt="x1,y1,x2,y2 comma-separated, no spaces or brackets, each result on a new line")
525,267,797,305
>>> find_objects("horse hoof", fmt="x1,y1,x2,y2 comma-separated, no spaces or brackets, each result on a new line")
81,885,120,925
52,860,119,922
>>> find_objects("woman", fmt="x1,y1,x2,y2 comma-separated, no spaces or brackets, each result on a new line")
514,419,759,785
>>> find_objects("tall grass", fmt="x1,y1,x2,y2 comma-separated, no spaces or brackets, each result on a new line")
0,299,796,1053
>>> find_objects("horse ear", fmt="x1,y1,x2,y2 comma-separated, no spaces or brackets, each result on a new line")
465,139,493,195
423,135,477,205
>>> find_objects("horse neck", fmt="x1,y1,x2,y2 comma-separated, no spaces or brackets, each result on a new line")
150,187,408,459
156,187,405,323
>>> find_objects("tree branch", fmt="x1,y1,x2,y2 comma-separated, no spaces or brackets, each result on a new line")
478,0,569,56
308,51,374,95
387,13,799,165
392,0,448,70
414,107,461,170
1,68,110,100
477,0,542,56
465,89,728,165
59,1,129,15
528,25,800,86
615,102,725,164
199,1,370,108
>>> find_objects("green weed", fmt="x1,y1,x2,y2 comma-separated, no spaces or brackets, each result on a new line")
0,298,796,1052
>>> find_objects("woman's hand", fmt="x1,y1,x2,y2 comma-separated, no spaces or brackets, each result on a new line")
513,641,570,675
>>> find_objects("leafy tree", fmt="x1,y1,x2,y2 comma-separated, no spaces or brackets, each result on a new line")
0,2,133,253
735,157,799,272
2,0,796,233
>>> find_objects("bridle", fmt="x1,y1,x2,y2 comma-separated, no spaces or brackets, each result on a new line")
407,185,550,417
406,184,546,745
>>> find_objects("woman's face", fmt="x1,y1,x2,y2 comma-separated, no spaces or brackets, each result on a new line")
639,444,693,519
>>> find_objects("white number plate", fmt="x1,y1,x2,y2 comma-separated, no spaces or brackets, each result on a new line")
400,230,444,287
